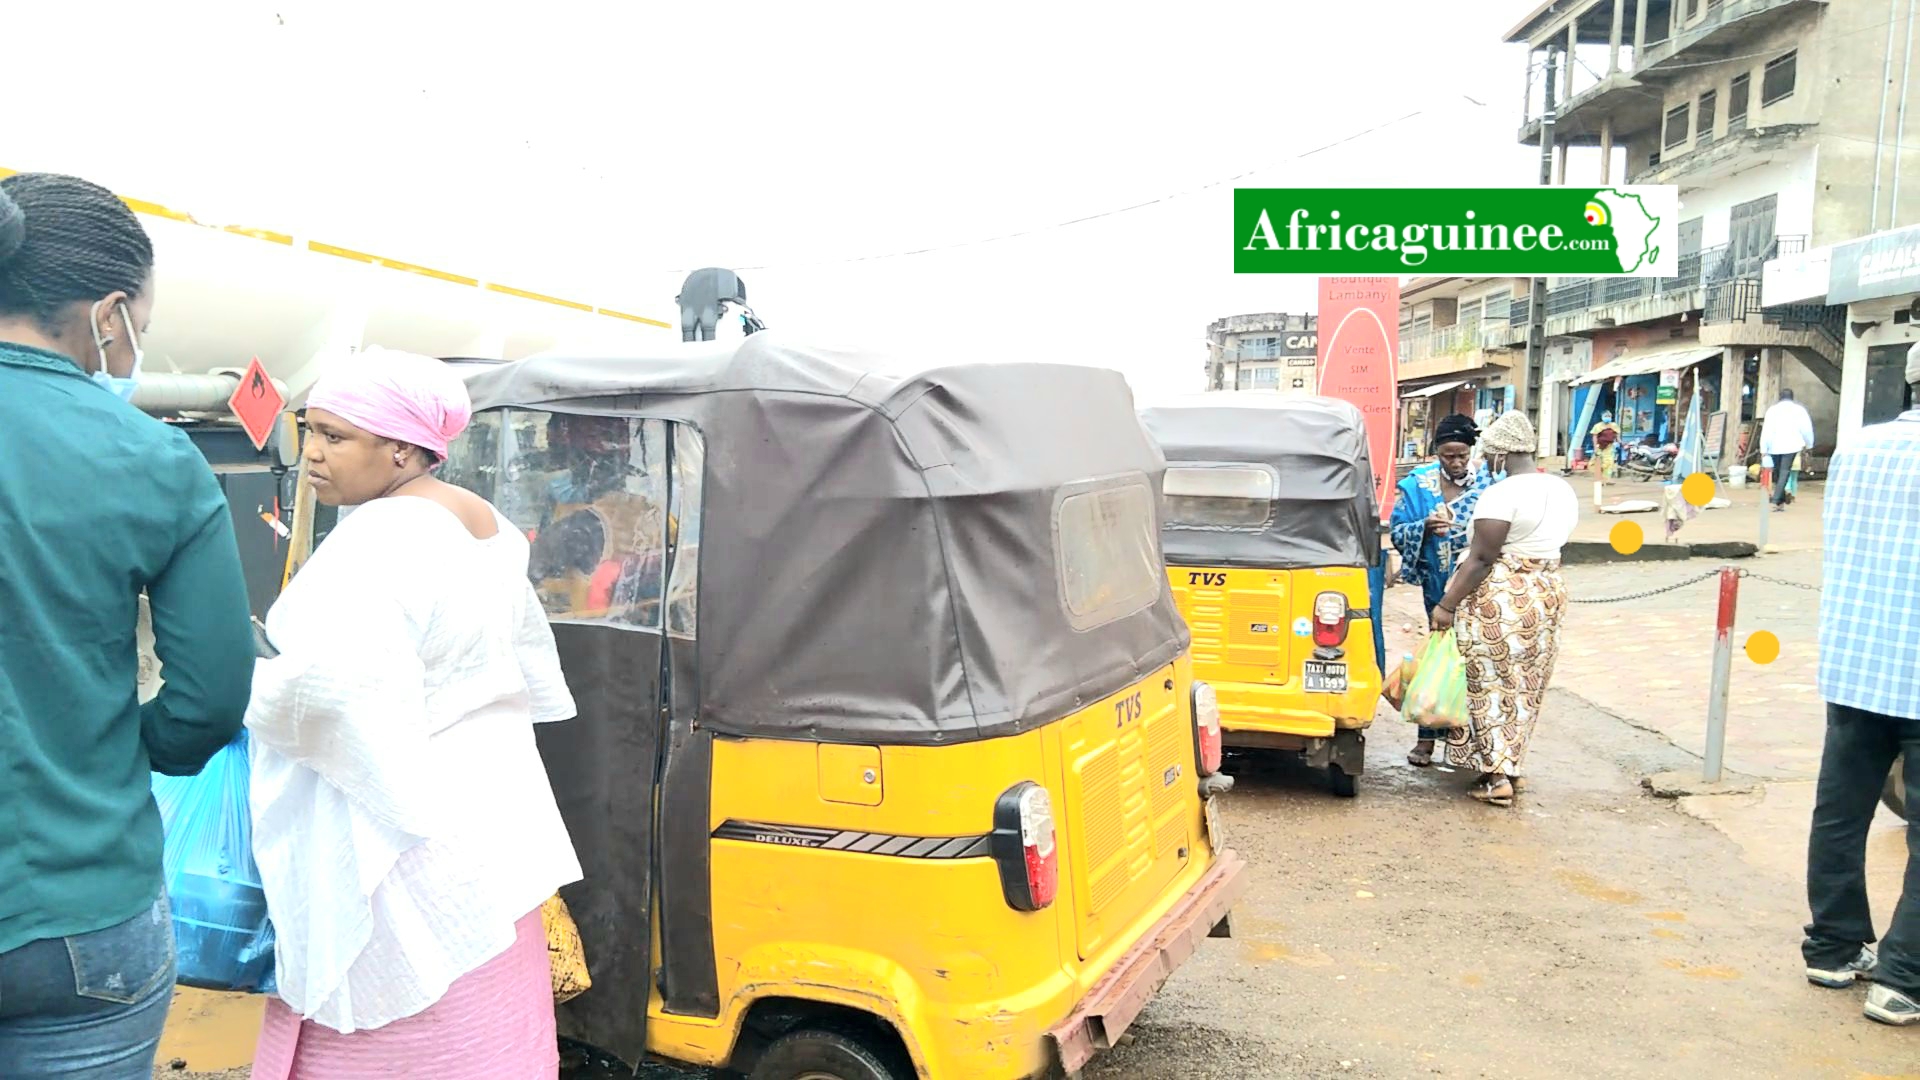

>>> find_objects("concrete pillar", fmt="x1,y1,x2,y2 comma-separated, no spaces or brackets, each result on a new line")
1566,22,1579,101
1600,116,1614,183
1609,0,1625,73
1634,0,1649,62
1555,143,1569,185
1839,306,1870,441
1719,347,1742,466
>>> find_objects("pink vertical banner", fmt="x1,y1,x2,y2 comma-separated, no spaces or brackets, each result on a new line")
1316,276,1401,524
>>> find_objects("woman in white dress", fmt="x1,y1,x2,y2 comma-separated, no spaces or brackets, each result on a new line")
246,347,579,1079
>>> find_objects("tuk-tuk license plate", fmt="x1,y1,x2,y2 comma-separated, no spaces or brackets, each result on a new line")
1203,796,1225,851
1304,661,1348,693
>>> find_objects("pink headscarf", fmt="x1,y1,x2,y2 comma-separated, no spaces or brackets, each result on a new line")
304,347,472,460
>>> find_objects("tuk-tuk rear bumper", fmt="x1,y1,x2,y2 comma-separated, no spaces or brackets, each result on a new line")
1046,849,1248,1076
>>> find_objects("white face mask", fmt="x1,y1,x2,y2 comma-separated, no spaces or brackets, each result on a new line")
88,299,145,402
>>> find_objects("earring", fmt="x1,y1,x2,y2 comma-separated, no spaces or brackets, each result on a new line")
394,453,407,467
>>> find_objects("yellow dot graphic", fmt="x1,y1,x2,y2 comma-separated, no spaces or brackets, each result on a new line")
1681,472,1717,507
1609,520,1644,555
1745,631,1781,665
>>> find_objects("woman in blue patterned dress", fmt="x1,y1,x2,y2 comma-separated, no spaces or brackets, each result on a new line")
1389,414,1494,766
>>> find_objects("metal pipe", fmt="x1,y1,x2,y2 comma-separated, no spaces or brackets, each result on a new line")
1892,0,1916,225
1872,0,1900,230
129,371,291,416
1703,567,1740,784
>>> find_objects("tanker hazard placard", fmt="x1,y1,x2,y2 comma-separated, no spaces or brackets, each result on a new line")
1316,277,1399,524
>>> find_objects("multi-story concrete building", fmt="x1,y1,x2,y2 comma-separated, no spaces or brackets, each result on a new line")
1396,277,1536,459
1204,312,1319,393
1503,0,1918,465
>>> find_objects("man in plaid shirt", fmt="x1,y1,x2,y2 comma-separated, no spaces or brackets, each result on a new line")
1803,341,1920,1027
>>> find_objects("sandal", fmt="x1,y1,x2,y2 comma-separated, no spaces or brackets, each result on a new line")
1470,775,1514,807
1407,742,1434,768
1510,777,1527,794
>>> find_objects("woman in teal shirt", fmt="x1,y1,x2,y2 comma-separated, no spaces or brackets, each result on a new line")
0,173,255,1079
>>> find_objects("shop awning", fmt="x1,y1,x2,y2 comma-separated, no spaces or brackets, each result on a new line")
1400,379,1468,399
1568,345,1722,386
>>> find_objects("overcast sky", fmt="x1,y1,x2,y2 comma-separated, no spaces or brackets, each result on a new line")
13,0,1551,401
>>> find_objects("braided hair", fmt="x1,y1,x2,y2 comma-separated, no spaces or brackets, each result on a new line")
0,173,154,332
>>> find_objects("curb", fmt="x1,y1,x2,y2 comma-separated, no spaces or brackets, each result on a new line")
1562,540,1760,565
1642,769,1761,798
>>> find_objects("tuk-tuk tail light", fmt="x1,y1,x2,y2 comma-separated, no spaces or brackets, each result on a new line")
1312,591,1349,647
1192,680,1223,776
992,783,1058,912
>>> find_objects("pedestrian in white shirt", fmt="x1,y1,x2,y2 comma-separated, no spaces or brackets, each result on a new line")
1759,389,1816,512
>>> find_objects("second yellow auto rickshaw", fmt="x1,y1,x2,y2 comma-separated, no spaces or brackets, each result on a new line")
434,333,1247,1079
1138,394,1384,797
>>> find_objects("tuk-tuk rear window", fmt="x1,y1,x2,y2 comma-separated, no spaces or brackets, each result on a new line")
1054,476,1163,632
1163,465,1276,529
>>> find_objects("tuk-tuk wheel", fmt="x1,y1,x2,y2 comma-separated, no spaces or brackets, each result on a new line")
1329,764,1358,799
748,1028,912,1080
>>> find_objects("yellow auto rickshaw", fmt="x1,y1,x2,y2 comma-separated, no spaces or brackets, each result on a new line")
1139,394,1383,797
437,334,1247,1080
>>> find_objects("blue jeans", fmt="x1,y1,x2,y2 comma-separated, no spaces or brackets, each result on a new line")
0,893,176,1079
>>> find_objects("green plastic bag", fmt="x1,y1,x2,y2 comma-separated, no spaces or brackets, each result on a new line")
1403,630,1469,730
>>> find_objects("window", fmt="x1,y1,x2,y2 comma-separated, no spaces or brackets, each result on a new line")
440,409,674,630
1664,103,1691,149
1246,365,1280,387
1696,90,1717,145
1238,336,1282,360
1762,50,1796,106
1728,74,1751,128
666,425,703,639
1054,477,1162,631
1163,465,1276,530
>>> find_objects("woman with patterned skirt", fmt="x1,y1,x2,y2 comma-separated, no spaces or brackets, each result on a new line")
1429,411,1580,807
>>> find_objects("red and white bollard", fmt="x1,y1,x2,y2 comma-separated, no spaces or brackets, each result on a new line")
1703,567,1740,783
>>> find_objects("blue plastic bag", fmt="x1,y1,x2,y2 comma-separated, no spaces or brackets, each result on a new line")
150,731,277,994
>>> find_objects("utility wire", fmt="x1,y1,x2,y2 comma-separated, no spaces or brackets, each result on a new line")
670,103,1466,274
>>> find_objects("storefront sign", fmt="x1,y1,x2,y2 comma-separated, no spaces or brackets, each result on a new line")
1317,276,1401,522
1829,223,1920,304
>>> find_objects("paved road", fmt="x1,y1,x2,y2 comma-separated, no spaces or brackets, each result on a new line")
164,556,1912,1080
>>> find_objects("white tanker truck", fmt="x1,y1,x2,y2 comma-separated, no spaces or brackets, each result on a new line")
122,203,691,616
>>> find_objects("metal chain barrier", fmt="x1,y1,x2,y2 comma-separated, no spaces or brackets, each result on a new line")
1568,566,1820,604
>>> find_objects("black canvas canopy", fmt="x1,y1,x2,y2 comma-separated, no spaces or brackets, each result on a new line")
1139,393,1379,570
462,332,1190,748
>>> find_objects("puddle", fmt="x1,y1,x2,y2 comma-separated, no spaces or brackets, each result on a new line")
1661,958,1741,980
1554,869,1644,904
158,988,264,1071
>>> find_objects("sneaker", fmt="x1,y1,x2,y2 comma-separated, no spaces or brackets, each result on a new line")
1807,947,1878,988
1865,984,1920,1026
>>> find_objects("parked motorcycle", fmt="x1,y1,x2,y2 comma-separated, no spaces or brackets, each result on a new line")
1623,441,1678,480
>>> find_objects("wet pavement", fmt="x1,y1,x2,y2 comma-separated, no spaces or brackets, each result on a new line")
160,558,1913,1080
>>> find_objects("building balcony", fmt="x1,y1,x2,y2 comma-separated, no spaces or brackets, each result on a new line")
1630,123,1817,188
1541,236,1805,335
1516,70,1662,148
1634,0,1826,78
1398,323,1523,382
